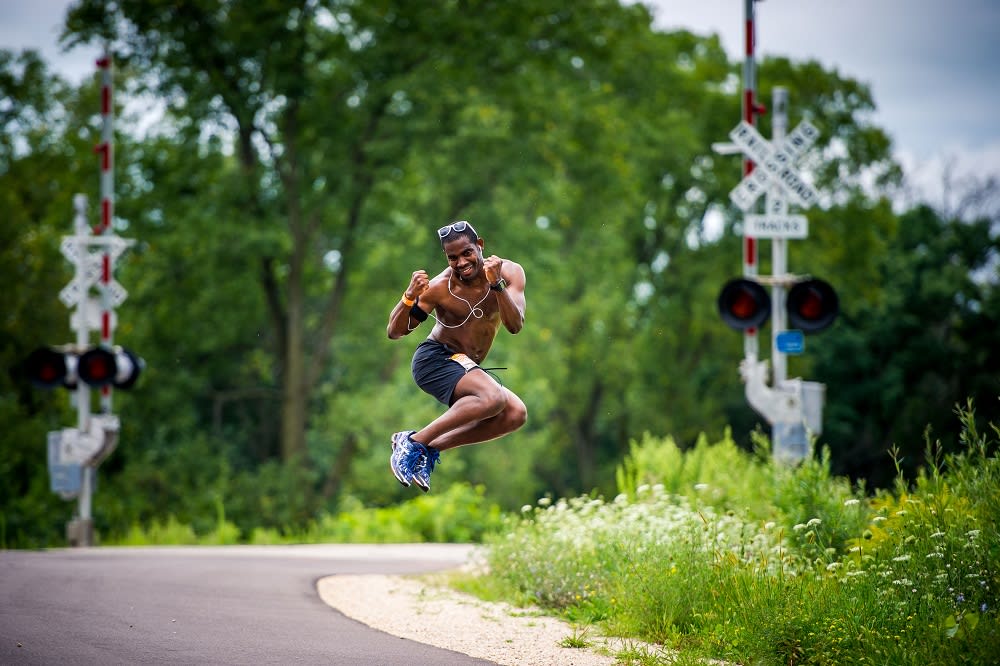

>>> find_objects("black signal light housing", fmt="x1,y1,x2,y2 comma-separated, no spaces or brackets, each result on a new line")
718,278,772,331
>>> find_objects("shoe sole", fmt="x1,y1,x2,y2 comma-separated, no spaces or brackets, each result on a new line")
390,441,411,487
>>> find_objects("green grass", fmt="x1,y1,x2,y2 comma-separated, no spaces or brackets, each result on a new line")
558,625,592,648
479,402,1000,665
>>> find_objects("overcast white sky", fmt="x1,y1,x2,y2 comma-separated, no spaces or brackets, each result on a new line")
642,0,1000,207
3,0,999,206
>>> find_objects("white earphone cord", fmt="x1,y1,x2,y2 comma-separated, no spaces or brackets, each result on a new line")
408,273,492,331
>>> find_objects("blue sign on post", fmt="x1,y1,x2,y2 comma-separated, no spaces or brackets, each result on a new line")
776,329,805,354
47,434,82,496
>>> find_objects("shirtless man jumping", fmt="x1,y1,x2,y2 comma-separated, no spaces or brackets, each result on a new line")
386,220,527,491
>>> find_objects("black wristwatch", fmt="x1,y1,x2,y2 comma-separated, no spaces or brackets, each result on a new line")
489,278,507,292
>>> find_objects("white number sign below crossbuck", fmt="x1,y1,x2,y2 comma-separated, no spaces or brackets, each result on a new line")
744,213,809,239
727,120,820,212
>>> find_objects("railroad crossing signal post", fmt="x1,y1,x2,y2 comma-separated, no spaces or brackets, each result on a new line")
50,194,139,545
24,50,143,546
715,88,838,464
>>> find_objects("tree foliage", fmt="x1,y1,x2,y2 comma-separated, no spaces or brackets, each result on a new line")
2,0,997,547
816,204,1000,487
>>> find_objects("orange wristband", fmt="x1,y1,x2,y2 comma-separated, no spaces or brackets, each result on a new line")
401,294,416,307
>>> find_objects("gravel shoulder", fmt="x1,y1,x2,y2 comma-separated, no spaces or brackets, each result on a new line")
317,570,635,666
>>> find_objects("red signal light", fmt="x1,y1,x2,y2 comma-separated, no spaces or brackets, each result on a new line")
787,279,839,332
78,347,116,386
78,346,144,388
718,278,771,331
22,346,143,390
25,347,70,388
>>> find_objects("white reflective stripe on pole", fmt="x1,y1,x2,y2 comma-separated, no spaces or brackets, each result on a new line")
770,88,789,386
73,195,93,523
742,0,759,361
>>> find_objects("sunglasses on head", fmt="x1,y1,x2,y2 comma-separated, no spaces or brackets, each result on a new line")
438,220,478,239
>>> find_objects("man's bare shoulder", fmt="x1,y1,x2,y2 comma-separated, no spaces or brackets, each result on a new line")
501,258,524,272
500,258,526,284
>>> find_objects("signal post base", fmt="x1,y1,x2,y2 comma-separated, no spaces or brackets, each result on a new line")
67,518,94,547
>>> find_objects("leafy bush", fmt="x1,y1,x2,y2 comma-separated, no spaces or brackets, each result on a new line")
307,482,504,543
105,481,504,546
615,429,775,515
616,429,870,561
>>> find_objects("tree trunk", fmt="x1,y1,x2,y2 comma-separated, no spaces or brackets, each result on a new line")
281,267,308,461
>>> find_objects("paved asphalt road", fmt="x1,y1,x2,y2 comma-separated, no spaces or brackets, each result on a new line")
0,544,496,665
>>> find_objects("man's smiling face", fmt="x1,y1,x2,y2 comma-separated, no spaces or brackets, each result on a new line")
443,236,484,283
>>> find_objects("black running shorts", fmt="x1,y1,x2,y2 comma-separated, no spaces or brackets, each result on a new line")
411,339,484,406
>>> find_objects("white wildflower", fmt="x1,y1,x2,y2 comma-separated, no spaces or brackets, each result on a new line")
843,499,861,507
893,554,911,562
806,518,822,527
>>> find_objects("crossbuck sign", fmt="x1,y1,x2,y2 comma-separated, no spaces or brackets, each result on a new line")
59,234,132,308
728,120,820,213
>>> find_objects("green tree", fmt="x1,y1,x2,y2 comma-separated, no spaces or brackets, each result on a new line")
2,0,976,546
59,1,914,503
815,204,1000,486
62,0,664,470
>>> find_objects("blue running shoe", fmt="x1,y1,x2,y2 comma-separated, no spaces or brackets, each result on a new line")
389,431,419,486
411,446,441,493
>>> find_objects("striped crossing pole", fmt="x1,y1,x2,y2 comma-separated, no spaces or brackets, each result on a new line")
95,47,114,414
742,0,765,361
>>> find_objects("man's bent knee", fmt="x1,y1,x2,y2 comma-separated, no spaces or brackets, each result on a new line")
505,395,528,431
490,385,510,411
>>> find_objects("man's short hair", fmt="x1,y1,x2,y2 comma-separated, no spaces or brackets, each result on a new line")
438,220,479,246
